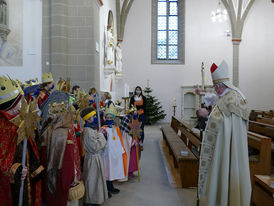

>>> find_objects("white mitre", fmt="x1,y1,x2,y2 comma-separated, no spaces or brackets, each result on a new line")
210,60,246,100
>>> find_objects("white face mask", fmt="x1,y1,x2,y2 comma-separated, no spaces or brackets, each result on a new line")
136,90,141,95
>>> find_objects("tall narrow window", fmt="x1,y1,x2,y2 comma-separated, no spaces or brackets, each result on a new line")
152,0,185,64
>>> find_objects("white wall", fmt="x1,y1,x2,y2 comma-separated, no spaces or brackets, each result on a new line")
0,0,42,82
240,0,274,111
118,0,274,122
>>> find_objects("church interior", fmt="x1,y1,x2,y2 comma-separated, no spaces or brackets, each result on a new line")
0,0,274,206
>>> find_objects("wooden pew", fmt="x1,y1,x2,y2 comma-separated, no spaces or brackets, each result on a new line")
247,131,272,187
249,120,274,140
256,116,274,126
162,116,272,189
161,116,199,188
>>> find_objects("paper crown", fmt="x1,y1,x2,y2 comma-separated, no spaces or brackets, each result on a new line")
57,78,70,92
105,103,118,117
25,78,39,88
42,72,54,83
0,75,20,106
210,61,230,85
48,101,69,117
13,79,24,95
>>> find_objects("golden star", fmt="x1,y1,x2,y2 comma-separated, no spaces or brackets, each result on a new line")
129,118,143,137
76,90,91,117
10,98,41,145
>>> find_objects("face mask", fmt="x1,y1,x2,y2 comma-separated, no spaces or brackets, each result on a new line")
133,114,138,120
89,99,94,105
105,120,114,127
136,90,141,95
85,117,98,129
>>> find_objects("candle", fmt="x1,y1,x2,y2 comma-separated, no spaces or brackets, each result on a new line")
173,98,176,106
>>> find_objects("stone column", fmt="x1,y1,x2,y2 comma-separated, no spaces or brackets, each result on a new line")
232,39,241,86
42,0,101,91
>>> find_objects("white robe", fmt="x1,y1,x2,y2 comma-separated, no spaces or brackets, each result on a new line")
205,113,251,206
199,90,251,206
103,126,126,181
82,128,108,204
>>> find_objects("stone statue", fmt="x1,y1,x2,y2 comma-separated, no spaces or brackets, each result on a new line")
115,42,122,75
105,25,115,66
0,0,7,25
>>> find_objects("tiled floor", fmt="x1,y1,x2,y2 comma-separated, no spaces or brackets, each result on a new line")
100,125,202,206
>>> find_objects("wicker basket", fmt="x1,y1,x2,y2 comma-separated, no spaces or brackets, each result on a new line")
68,181,85,201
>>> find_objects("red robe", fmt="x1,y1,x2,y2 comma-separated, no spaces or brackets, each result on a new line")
0,111,43,206
41,117,81,206
0,111,18,206
38,91,49,109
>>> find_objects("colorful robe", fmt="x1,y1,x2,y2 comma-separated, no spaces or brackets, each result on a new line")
41,112,81,206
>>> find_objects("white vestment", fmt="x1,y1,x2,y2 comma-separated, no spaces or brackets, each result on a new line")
103,126,126,181
198,90,251,206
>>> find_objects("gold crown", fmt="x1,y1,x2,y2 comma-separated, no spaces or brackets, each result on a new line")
0,75,20,105
57,78,70,92
105,103,118,117
48,101,69,117
25,78,39,88
16,79,23,87
42,72,54,83
12,79,24,95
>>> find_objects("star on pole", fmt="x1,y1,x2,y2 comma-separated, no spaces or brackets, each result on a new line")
129,118,143,137
76,90,90,112
10,98,41,145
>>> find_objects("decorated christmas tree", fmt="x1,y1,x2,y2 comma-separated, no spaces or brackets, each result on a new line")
144,85,166,125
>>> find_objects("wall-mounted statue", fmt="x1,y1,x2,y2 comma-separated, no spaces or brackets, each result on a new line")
105,24,115,66
115,42,122,77
0,0,10,41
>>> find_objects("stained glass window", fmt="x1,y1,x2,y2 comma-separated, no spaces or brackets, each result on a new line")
157,0,179,60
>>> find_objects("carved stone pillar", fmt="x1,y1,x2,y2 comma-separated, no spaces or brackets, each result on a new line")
0,0,10,41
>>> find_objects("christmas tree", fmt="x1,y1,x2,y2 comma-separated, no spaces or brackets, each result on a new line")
144,86,166,125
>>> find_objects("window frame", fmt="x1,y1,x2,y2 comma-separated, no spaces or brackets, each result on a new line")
151,0,185,64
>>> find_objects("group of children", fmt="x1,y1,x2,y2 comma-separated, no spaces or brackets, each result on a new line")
0,72,144,206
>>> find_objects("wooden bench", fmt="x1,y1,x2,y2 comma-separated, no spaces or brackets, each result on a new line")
249,120,274,141
251,175,274,206
250,110,274,121
248,131,272,187
161,116,199,188
256,117,274,126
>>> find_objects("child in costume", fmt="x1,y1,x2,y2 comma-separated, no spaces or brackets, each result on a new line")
119,106,141,178
81,107,108,206
102,104,127,195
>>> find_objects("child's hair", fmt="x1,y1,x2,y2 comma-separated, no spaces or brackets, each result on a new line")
80,107,95,119
89,87,97,95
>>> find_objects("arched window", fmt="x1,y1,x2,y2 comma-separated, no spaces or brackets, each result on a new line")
152,0,185,64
